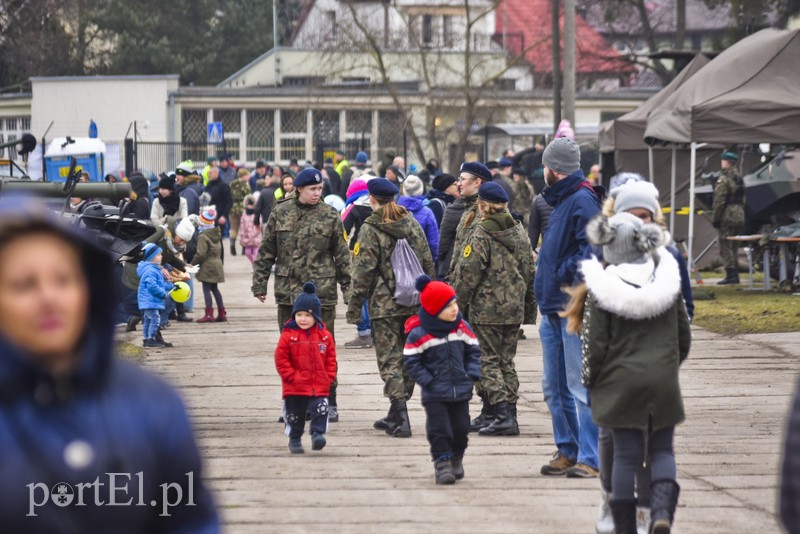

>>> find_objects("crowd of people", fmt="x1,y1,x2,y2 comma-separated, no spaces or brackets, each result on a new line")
6,134,782,534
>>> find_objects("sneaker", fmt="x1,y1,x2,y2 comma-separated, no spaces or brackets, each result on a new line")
311,433,326,451
328,405,339,423
451,455,465,480
595,489,614,534
176,314,193,322
566,463,599,478
288,438,304,454
143,338,166,348
635,506,651,534
344,335,373,349
434,458,456,485
540,451,576,476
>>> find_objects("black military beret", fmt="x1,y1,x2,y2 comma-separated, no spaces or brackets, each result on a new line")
478,181,509,203
460,161,492,182
367,177,399,200
294,168,323,187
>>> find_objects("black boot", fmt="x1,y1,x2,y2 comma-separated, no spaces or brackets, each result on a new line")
374,404,396,432
328,385,339,423
433,456,455,485
650,479,680,534
391,399,411,438
609,499,637,534
451,455,465,480
155,329,173,348
230,241,237,256
718,268,740,285
478,402,520,436
469,398,493,432
510,402,520,434
125,315,141,332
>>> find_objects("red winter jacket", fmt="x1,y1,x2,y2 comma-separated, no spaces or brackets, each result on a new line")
274,323,337,398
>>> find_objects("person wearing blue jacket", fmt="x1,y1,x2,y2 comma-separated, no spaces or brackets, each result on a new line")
0,195,219,532
137,243,174,349
534,137,602,479
403,276,481,485
399,175,439,263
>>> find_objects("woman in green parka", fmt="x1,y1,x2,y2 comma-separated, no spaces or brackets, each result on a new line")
346,178,435,438
564,211,691,534
451,181,536,437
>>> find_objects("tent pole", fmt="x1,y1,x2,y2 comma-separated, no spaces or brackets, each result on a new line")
670,147,676,237
688,142,697,275
648,146,654,182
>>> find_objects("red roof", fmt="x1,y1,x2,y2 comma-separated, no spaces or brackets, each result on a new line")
496,0,632,75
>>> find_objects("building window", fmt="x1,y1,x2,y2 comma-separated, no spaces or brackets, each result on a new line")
442,16,452,47
280,110,307,162
422,15,433,46
181,109,207,144
379,110,403,155
0,116,30,160
346,110,371,158
313,110,339,154
247,110,275,162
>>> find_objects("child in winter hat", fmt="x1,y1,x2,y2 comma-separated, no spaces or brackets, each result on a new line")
274,282,337,454
198,207,216,230
136,243,174,348
402,275,481,485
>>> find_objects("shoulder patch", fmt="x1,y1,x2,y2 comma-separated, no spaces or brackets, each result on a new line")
354,242,360,256
463,244,472,258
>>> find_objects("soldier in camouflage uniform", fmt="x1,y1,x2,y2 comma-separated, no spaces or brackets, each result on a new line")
451,182,536,437
447,162,493,279
712,151,746,285
229,168,252,256
346,178,435,438
511,167,534,225
252,168,351,420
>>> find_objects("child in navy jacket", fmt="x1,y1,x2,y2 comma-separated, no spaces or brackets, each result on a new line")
404,275,481,484
274,282,337,454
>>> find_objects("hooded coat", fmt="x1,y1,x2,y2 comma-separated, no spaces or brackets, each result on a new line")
397,195,439,263
451,211,536,325
274,323,337,398
194,227,225,284
580,248,691,432
0,200,218,532
534,171,601,315
136,260,173,310
127,173,151,221
346,207,435,322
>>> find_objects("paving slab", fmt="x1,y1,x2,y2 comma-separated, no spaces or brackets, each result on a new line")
124,247,800,533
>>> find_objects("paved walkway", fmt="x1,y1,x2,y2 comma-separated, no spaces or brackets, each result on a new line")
126,249,800,533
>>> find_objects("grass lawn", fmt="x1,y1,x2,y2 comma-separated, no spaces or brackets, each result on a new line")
692,277,800,335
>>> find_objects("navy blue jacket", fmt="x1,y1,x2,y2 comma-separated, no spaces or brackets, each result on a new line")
534,171,601,315
0,200,219,532
397,196,439,263
403,312,481,403
424,189,455,228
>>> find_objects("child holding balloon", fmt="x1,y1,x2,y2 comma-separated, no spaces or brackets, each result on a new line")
137,243,175,348
194,207,227,323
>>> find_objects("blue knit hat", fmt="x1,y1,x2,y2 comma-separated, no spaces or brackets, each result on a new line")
292,282,323,325
355,151,368,164
142,242,162,262
478,181,509,203
294,168,324,188
368,177,399,200
459,161,492,182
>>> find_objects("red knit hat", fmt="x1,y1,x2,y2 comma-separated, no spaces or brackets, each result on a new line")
415,275,456,316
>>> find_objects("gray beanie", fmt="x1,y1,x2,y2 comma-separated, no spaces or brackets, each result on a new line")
586,212,665,265
542,137,581,175
612,181,661,216
402,174,424,197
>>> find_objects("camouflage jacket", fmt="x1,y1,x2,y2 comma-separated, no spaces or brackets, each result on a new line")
451,211,536,325
448,194,480,276
712,169,745,228
229,179,252,217
346,207,435,322
510,178,534,223
251,196,350,307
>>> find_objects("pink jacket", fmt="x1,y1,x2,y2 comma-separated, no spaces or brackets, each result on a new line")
238,212,262,248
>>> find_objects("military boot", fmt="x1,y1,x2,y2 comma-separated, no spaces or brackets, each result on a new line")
718,268,740,285
478,402,520,436
649,479,680,534
391,399,412,438
374,404,396,432
610,499,637,534
469,398,493,432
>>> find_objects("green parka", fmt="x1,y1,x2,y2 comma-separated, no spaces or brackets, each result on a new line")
580,249,691,432
346,206,435,322
194,227,225,284
251,196,350,307
451,211,536,325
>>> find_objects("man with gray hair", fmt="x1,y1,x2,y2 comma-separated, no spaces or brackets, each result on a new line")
534,137,602,478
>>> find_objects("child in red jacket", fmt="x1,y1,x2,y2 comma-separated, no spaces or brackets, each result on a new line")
274,282,337,454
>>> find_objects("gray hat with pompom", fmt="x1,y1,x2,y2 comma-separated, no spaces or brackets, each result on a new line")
586,212,665,265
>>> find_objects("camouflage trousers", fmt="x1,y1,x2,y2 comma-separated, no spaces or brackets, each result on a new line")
371,316,415,402
278,304,338,390
474,324,520,405
718,226,742,271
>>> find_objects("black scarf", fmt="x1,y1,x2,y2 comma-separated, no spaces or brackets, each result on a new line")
418,308,462,339
160,190,180,215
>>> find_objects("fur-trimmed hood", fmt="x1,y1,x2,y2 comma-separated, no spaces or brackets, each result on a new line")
580,247,681,320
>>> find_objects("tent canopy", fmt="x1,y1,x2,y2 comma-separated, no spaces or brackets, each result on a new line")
645,28,800,145
599,53,711,152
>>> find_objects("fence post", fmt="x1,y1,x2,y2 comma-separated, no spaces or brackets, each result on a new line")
124,138,135,176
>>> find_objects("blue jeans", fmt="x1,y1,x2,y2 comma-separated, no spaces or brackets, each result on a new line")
141,309,161,340
539,313,599,468
357,299,371,336
160,296,175,327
